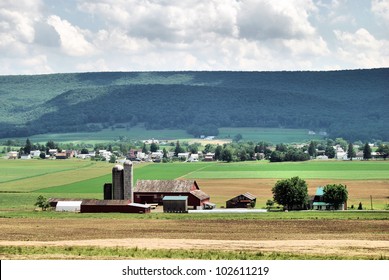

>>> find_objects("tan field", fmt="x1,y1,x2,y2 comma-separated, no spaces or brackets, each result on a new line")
197,178,389,208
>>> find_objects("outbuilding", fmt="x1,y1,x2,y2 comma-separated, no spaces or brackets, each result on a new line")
55,201,82,212
226,192,256,208
163,196,188,213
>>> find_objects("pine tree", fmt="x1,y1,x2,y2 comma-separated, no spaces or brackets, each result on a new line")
363,143,372,160
347,142,356,160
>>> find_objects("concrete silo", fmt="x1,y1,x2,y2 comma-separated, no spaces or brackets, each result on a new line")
112,164,124,199
123,160,133,202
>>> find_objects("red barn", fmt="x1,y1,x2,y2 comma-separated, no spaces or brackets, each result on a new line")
134,180,210,209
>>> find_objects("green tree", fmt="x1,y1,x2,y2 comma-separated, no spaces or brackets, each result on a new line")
272,176,308,210
214,145,223,160
150,142,159,153
221,148,233,162
308,141,316,158
325,145,336,159
376,144,389,160
174,140,185,156
323,184,348,210
363,143,372,160
109,154,117,163
34,195,50,211
162,148,168,159
335,138,348,151
142,143,149,154
23,138,32,154
347,142,356,160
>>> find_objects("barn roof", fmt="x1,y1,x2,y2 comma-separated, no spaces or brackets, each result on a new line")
81,199,131,206
190,190,210,200
135,180,199,192
228,192,257,201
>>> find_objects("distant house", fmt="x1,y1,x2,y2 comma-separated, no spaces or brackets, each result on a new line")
48,149,58,156
177,152,190,161
134,180,210,209
30,150,41,158
187,153,199,162
203,152,215,161
8,151,18,159
312,187,346,210
55,152,67,159
226,192,256,208
20,154,31,160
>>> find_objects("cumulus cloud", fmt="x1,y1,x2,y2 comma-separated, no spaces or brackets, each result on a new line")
47,15,96,56
0,0,387,74
371,0,389,26
334,28,389,68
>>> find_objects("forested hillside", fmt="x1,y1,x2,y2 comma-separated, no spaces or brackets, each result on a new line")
0,69,388,141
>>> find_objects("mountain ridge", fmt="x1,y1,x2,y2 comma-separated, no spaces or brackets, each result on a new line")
0,69,388,141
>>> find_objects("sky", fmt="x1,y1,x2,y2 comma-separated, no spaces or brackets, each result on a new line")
0,0,388,74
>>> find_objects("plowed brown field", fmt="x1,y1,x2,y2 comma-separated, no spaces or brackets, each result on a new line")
1,217,388,259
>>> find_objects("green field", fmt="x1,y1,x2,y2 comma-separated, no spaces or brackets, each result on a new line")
0,159,388,210
20,125,192,143
183,161,389,180
2,126,323,145
218,127,323,143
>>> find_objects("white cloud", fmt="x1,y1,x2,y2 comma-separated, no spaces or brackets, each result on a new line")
47,15,96,56
371,0,389,25
334,28,389,68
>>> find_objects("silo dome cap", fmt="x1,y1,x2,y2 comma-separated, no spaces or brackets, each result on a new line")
124,160,133,165
113,164,124,171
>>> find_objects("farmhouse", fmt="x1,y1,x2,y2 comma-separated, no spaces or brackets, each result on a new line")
134,180,210,209
226,192,256,208
312,187,346,210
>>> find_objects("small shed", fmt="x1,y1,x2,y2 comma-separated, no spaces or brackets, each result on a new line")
55,201,82,212
163,196,188,213
226,192,256,208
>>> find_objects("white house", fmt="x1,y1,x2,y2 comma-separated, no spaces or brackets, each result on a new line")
30,150,41,158
187,154,199,162
20,154,31,160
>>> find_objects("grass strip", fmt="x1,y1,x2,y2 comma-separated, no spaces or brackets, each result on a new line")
1,245,387,260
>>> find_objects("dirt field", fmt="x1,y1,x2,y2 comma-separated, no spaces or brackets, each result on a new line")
1,218,388,259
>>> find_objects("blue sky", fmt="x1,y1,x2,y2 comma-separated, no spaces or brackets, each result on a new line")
1,0,388,74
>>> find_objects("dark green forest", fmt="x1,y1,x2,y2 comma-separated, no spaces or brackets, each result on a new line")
0,69,388,141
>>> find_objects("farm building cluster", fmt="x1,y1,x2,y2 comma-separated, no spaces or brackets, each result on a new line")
50,160,217,213
49,161,347,214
